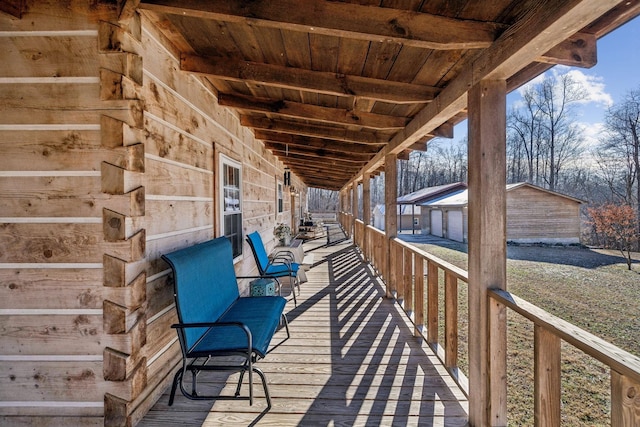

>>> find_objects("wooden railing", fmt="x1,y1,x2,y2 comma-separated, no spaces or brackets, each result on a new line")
340,215,640,425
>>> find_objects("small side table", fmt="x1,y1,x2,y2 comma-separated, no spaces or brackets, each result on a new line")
250,278,278,296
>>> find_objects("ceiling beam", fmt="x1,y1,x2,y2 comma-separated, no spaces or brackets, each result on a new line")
273,150,367,166
349,0,624,188
118,0,141,20
182,55,438,104
242,116,389,145
268,146,371,164
219,93,408,130
139,0,507,50
538,32,597,68
255,130,382,154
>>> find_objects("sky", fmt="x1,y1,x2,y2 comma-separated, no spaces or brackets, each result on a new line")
450,15,640,150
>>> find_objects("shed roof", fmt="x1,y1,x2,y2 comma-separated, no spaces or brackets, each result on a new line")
397,182,468,205
420,182,584,208
374,204,421,216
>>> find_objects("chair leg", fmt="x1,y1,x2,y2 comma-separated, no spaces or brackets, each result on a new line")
254,367,272,410
235,369,246,397
282,313,290,339
168,369,182,406
290,276,298,306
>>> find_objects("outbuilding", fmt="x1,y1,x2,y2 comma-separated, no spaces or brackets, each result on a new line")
419,182,583,244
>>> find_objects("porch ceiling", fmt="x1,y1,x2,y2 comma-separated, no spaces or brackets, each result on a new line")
134,0,640,191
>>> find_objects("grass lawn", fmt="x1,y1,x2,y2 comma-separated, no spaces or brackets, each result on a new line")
410,239,640,426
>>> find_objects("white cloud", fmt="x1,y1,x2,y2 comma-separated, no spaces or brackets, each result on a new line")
576,121,605,149
565,69,613,108
515,67,613,109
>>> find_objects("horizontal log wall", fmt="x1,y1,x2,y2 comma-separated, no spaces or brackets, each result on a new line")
0,3,302,426
0,2,132,426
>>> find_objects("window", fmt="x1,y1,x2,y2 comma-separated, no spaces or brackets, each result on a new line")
220,155,242,259
277,181,284,214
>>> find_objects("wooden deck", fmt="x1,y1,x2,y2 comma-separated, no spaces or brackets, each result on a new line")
139,228,468,426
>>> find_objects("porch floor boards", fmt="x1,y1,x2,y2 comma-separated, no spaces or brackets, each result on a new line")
138,228,469,426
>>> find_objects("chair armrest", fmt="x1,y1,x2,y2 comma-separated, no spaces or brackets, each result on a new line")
272,250,295,261
172,321,252,354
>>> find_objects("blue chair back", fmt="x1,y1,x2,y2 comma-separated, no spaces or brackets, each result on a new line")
246,231,270,273
162,237,239,349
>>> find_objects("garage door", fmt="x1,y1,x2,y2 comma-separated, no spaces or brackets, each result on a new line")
431,210,443,237
447,210,463,242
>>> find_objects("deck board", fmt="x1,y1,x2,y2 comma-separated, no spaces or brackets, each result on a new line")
138,227,469,426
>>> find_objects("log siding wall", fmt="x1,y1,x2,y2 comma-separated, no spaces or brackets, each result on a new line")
506,185,581,244
0,3,300,426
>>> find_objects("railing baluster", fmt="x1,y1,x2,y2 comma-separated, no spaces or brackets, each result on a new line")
534,324,561,426
444,270,458,369
414,256,424,337
404,249,413,315
395,242,404,300
427,260,439,345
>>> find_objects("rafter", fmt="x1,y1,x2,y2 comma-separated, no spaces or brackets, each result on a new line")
255,130,382,154
268,146,370,164
139,0,507,50
538,32,597,68
182,55,438,104
219,94,408,130
242,116,389,145
273,150,367,166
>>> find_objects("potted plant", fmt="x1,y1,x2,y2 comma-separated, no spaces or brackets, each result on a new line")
274,223,291,246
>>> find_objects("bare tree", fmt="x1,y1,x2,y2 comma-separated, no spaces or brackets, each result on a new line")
507,72,587,190
597,87,640,242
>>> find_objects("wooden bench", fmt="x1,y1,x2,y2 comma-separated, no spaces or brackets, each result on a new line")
162,237,289,409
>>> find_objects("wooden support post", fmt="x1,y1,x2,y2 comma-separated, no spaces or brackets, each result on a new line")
611,370,640,427
444,271,458,369
414,256,424,337
384,153,397,298
468,79,507,426
427,260,439,345
534,325,561,426
363,172,371,259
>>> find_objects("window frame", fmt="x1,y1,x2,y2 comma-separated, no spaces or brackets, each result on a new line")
219,154,243,260
277,180,284,214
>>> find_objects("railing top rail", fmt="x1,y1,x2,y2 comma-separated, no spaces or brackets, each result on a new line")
391,237,469,282
490,288,640,383
365,224,385,237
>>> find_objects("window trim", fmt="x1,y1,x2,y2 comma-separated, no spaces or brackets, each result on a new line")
277,180,284,214
219,153,243,261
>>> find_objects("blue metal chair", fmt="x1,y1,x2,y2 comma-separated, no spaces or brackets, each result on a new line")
246,231,301,306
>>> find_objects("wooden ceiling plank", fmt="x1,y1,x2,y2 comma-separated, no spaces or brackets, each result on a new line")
180,54,438,103
218,93,409,129
349,0,624,187
241,116,388,145
282,30,312,69
139,0,507,50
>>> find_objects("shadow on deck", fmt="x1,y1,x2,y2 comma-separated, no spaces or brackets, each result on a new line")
139,227,469,426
